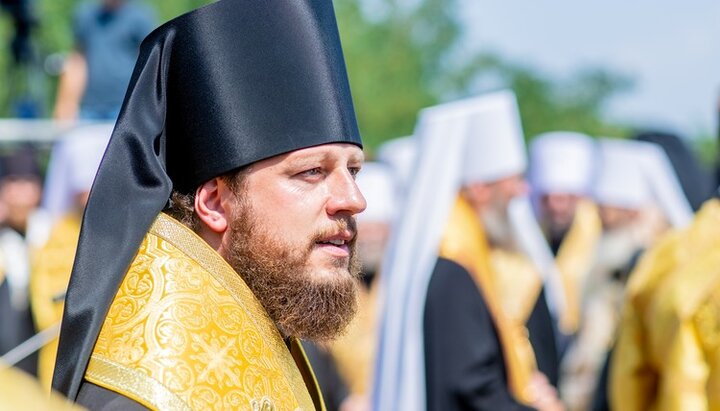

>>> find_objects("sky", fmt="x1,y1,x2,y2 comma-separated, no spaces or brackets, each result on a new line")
459,0,720,138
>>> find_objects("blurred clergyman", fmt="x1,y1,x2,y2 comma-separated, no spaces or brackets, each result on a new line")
562,138,693,411
529,132,601,337
606,136,711,411
529,132,604,409
0,146,51,376
374,91,564,411
610,184,720,410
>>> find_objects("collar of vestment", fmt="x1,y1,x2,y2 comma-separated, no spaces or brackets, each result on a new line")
84,212,323,411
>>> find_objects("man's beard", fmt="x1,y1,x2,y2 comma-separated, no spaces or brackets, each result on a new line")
225,199,361,342
481,202,519,252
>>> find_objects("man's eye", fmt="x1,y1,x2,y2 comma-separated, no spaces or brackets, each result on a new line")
349,167,361,178
301,167,322,177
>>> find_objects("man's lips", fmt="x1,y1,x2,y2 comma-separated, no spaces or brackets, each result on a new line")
315,231,354,257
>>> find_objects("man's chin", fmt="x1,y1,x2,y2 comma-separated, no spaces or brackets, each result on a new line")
279,276,360,342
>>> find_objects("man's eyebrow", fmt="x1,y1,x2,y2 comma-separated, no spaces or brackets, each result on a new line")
286,152,330,167
348,150,364,162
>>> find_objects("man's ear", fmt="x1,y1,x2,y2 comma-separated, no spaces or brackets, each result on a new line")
195,178,233,234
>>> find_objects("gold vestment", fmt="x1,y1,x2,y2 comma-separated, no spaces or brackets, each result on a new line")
0,365,84,410
31,213,82,391
83,213,324,411
554,199,602,334
611,199,720,411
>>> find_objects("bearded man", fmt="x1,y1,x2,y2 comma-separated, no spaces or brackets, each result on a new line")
374,91,563,411
52,1,366,410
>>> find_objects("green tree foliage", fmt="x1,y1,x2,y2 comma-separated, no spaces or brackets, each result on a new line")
334,0,633,154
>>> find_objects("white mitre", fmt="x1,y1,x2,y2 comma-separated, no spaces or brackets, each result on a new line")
462,90,527,184
529,131,596,196
356,162,396,224
376,136,418,196
593,138,692,227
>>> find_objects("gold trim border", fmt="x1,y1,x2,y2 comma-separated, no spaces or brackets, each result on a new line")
86,354,191,411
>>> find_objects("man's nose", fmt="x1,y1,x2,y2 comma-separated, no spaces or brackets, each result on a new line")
326,171,367,216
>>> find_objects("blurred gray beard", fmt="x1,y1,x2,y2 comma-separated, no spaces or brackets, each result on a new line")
481,203,520,252
594,224,645,276
225,198,360,342
357,240,385,275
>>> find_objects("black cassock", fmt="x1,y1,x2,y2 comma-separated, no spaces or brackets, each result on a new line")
424,257,534,411
526,287,560,387
76,382,148,411
0,279,37,375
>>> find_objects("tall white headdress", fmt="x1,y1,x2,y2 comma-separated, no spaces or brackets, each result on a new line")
593,139,693,227
529,131,596,196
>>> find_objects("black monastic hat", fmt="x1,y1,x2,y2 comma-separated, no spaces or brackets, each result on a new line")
53,0,362,399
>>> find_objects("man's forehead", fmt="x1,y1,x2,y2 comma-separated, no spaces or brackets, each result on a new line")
284,143,364,162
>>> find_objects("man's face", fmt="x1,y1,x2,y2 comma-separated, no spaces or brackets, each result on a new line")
599,205,639,231
223,143,366,341
356,221,391,276
466,174,528,250
0,177,42,232
540,193,581,237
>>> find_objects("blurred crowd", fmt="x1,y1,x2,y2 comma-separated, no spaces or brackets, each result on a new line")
1,1,719,410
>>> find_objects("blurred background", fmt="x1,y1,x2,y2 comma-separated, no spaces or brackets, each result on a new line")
0,0,717,155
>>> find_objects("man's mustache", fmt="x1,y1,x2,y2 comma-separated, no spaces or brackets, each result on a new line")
311,216,357,245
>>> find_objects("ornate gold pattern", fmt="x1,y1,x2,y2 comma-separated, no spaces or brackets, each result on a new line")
439,198,537,404
86,213,319,410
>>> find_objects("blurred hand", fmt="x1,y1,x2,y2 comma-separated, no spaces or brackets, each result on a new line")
528,372,565,411
339,394,370,411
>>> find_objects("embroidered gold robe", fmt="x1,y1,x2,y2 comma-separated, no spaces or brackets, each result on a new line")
611,199,720,411
80,213,324,411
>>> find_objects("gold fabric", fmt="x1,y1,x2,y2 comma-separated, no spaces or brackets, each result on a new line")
611,199,720,411
439,197,537,404
85,212,322,411
490,249,543,327
30,213,82,391
554,199,602,333
0,365,85,410
329,282,378,395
